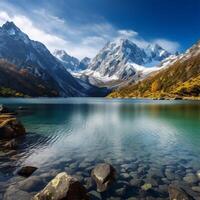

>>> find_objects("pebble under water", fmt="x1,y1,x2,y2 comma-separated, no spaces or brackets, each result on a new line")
0,98,200,199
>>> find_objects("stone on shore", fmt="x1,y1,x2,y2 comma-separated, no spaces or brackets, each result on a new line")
0,105,10,114
3,139,18,149
33,172,89,200
168,185,194,200
17,166,38,177
0,114,26,139
91,163,116,192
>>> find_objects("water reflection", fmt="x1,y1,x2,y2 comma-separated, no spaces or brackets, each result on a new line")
14,101,200,168
0,98,200,199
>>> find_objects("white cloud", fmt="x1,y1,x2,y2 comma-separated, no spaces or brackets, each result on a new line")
0,6,180,59
118,29,138,38
152,39,180,53
0,11,70,51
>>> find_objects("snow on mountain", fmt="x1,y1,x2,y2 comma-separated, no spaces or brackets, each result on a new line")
53,49,80,71
0,21,105,96
72,38,171,87
53,50,91,72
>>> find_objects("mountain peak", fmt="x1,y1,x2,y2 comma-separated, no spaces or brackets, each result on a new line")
53,49,68,57
53,49,80,71
1,21,30,44
2,21,20,33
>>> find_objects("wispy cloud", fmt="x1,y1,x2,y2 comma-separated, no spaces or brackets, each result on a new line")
118,29,138,38
152,39,180,53
0,2,180,59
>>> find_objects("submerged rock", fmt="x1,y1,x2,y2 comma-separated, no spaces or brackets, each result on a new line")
168,185,194,200
0,115,26,139
17,175,45,192
33,172,89,200
183,173,198,184
4,185,32,200
141,183,152,191
17,166,38,177
91,163,116,192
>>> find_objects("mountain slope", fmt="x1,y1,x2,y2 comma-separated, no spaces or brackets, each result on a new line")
0,60,59,97
79,57,91,70
0,21,102,97
53,49,91,72
73,38,171,87
53,49,80,71
108,40,200,98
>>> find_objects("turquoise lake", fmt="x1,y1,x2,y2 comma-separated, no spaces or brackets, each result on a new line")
0,98,200,199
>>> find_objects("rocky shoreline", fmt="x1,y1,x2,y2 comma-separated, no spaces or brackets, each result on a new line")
0,105,200,199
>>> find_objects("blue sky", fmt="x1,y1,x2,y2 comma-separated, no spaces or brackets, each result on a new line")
0,0,199,59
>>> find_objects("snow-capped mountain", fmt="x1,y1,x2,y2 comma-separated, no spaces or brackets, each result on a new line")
53,49,80,71
0,21,106,96
53,49,91,72
145,43,171,63
79,57,91,70
73,38,171,87
108,40,200,98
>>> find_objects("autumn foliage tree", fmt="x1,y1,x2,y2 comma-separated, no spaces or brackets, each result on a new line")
151,80,161,93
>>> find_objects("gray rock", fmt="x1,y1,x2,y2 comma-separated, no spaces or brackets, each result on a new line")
74,174,84,182
0,114,26,139
4,185,32,200
129,178,143,187
79,162,91,169
0,105,10,113
121,173,130,179
91,163,116,192
16,176,44,192
168,185,194,200
84,177,94,190
3,139,18,149
69,162,78,169
191,186,200,193
196,170,200,179
121,164,132,170
115,187,126,196
165,170,175,180
88,190,102,200
183,173,198,184
17,166,38,177
33,172,89,200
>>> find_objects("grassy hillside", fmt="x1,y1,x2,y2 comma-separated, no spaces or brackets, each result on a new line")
0,60,59,97
108,41,200,99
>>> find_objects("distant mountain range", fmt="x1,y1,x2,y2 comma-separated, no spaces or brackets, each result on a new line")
71,38,171,87
108,40,200,99
0,21,199,98
53,49,90,72
0,21,107,97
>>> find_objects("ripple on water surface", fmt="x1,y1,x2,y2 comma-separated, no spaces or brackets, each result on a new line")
0,98,200,199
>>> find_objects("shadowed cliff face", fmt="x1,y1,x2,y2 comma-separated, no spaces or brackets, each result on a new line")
0,60,59,97
0,21,108,97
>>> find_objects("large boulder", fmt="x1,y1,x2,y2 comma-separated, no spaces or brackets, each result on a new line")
168,185,194,200
17,166,38,177
91,163,116,192
0,115,26,139
33,172,89,200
